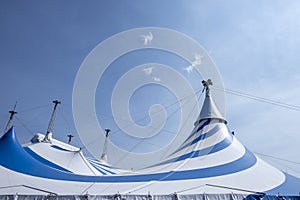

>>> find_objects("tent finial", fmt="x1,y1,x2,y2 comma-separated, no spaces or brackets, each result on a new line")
202,79,213,96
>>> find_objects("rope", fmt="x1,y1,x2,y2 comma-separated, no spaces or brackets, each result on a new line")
175,183,265,194
158,88,204,160
112,88,203,166
254,152,300,165
103,88,202,136
80,87,203,151
14,116,35,137
17,104,52,113
175,184,206,194
0,185,57,195
59,107,81,147
73,88,204,194
213,86,300,112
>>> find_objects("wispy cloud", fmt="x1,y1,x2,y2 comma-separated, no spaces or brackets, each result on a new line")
152,76,161,82
142,66,154,75
183,65,194,73
183,53,203,73
141,32,153,46
142,66,161,82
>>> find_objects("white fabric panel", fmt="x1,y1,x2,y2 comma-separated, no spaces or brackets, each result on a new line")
26,141,102,176
0,152,284,195
138,125,231,174
176,137,245,171
0,88,294,196
166,123,228,160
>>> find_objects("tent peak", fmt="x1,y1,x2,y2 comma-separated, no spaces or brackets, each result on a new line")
194,79,227,126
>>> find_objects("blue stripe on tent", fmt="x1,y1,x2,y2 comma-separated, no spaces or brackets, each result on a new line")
87,159,118,174
174,124,221,154
161,148,256,182
24,147,72,173
153,132,233,167
74,148,257,183
189,124,223,146
182,119,211,143
96,166,116,175
177,133,233,161
86,158,118,169
0,127,257,183
50,145,72,152
88,161,116,175
265,173,300,195
87,162,106,175
87,158,115,169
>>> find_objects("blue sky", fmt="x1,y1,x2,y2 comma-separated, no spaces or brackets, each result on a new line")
0,1,299,173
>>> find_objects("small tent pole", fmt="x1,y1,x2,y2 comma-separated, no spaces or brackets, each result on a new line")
100,129,111,162
43,100,61,143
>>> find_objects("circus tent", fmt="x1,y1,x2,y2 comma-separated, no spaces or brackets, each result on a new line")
0,80,299,199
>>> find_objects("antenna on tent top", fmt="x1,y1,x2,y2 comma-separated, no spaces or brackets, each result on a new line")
43,100,61,143
100,129,111,162
3,101,18,135
67,134,74,144
202,79,213,96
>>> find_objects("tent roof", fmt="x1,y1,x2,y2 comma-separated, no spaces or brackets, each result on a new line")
0,81,299,195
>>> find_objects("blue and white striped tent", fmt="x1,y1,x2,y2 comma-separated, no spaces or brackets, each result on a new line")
0,83,299,199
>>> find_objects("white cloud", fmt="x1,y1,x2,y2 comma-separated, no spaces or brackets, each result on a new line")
141,32,153,46
183,53,203,73
183,65,194,73
142,66,154,75
152,77,161,82
142,66,161,82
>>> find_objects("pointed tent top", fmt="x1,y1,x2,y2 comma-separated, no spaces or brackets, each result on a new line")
194,79,227,126
0,126,15,142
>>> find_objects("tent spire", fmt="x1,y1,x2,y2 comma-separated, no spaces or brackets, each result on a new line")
100,129,111,162
194,79,226,126
3,102,17,135
43,100,61,143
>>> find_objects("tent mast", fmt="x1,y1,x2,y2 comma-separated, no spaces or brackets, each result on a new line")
100,129,111,162
43,100,61,143
67,134,74,144
3,102,17,135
